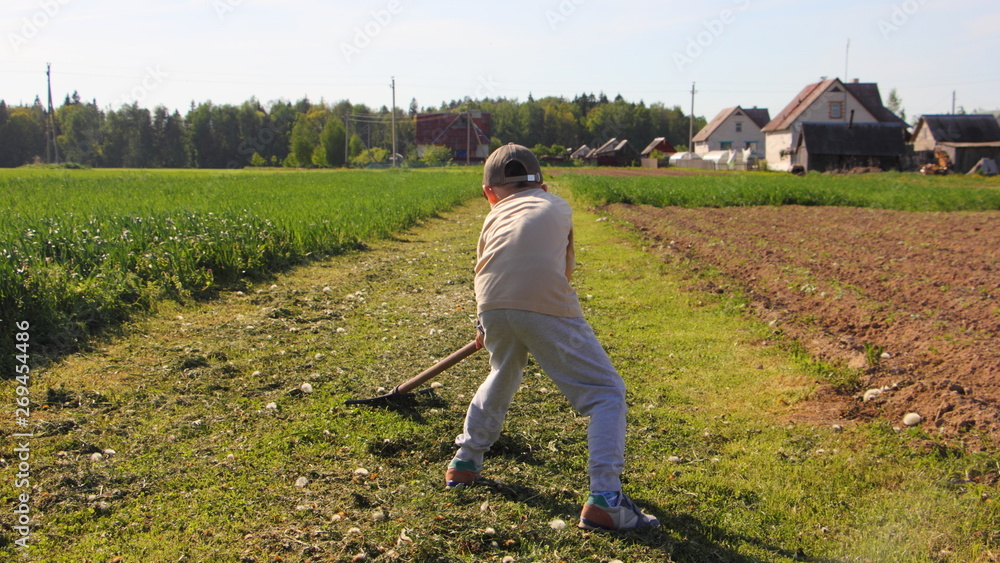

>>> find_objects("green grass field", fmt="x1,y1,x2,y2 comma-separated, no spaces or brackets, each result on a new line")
0,169,997,561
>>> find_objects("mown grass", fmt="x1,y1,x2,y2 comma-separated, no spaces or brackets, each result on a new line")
0,168,481,375
563,170,1000,211
1,179,996,562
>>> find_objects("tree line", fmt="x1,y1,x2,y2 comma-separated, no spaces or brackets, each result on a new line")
0,91,705,168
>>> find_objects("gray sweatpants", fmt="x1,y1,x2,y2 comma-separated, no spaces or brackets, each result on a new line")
455,309,627,493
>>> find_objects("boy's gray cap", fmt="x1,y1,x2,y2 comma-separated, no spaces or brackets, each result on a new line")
483,143,543,186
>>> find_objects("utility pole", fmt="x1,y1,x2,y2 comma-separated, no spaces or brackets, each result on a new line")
390,77,397,168
466,109,471,166
46,63,59,164
344,112,350,168
688,82,697,154
952,91,957,114
844,39,850,82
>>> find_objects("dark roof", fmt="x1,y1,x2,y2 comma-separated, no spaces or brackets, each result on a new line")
916,114,1000,143
743,107,772,129
797,122,907,156
763,79,905,132
844,82,907,126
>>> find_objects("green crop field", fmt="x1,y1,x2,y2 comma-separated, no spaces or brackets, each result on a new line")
563,170,1000,211
0,168,481,372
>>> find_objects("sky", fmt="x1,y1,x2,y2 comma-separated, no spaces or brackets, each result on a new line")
3,0,999,125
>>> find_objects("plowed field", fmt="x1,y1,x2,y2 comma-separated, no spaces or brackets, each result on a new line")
602,203,999,448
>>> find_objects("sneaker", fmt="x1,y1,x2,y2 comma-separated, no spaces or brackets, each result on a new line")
578,493,659,531
444,458,479,490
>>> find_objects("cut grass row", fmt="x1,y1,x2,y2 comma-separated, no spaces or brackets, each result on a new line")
0,168,481,373
563,170,1000,211
1,184,995,561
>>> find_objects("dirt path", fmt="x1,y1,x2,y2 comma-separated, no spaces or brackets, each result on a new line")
603,203,1000,448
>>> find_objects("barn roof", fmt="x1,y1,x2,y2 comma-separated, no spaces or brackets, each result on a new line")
797,122,907,156
913,114,1000,144
591,137,636,156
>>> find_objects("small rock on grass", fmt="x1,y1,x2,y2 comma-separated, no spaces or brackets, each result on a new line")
903,412,922,426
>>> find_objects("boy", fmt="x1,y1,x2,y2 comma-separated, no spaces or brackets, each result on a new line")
445,143,659,532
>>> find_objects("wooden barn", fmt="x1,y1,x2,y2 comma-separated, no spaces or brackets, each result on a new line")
587,138,639,166
792,122,907,172
640,137,677,158
910,114,1000,173
415,111,492,161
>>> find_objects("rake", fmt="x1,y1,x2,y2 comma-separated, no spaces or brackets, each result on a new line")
344,339,482,406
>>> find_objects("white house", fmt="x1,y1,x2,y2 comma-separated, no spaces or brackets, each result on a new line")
692,106,770,159
761,78,906,171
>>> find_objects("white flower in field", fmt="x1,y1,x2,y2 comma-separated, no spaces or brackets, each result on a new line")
300,383,314,394
548,518,567,530
295,476,308,488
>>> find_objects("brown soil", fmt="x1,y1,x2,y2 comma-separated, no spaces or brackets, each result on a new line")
602,203,1000,449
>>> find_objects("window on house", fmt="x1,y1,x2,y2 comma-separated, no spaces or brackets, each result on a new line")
830,102,844,119
735,122,743,133
720,141,732,150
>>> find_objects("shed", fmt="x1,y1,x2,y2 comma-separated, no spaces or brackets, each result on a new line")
910,114,1000,172
569,145,591,159
588,138,639,167
640,137,677,157
793,122,906,172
